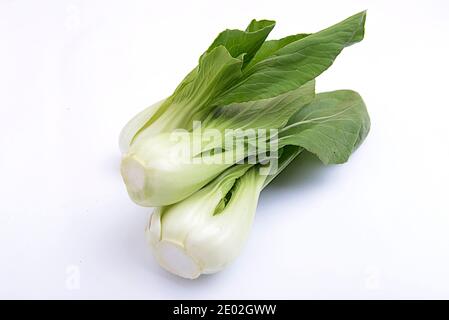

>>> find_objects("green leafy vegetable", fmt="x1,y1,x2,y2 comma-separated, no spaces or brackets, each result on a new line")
119,12,371,279
120,12,367,207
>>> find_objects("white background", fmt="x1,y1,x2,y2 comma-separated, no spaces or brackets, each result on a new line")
1,0,449,299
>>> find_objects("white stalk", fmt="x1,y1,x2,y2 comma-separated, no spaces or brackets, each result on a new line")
146,166,265,279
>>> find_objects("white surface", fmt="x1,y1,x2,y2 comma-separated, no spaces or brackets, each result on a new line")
1,0,449,299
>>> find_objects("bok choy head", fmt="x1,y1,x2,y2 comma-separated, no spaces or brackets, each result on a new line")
119,12,367,207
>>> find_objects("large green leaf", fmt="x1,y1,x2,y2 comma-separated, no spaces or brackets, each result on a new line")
170,19,275,108
174,46,243,106
207,19,275,66
244,33,309,70
213,11,366,105
203,80,315,132
279,90,370,164
197,81,314,156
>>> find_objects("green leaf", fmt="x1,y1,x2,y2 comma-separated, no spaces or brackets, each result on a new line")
279,90,370,164
203,80,315,132
207,19,275,66
173,46,243,107
171,19,276,110
244,33,309,70
214,11,366,105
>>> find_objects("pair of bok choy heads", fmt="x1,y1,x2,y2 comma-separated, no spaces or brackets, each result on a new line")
119,11,370,279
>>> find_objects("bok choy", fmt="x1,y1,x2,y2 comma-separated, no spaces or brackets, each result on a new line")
120,11,367,206
118,12,370,279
